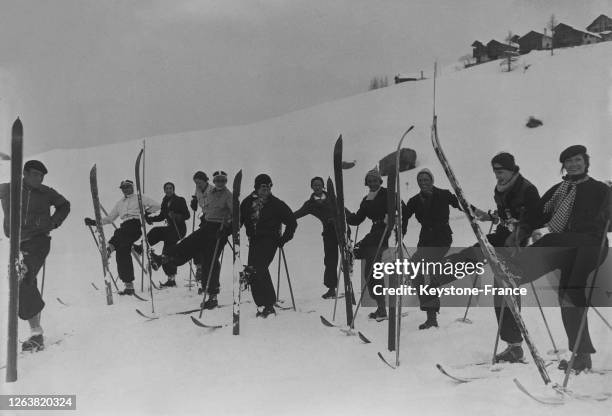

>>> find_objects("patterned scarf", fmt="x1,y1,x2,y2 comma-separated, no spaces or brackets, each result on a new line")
543,175,589,232
250,194,267,234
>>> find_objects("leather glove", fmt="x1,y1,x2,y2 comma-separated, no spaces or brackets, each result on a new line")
84,217,97,227
278,234,291,248
144,213,154,225
190,196,198,211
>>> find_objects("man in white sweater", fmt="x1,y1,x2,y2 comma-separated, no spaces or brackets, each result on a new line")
85,179,160,295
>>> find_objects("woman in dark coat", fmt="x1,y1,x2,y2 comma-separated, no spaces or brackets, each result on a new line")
347,168,390,320
513,145,610,373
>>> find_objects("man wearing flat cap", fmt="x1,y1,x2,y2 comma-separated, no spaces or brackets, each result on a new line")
0,160,71,352
85,179,160,295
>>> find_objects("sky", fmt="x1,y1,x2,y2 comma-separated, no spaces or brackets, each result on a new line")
0,0,609,155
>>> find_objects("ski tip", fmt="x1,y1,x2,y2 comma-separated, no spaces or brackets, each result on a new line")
320,316,335,327
12,118,23,134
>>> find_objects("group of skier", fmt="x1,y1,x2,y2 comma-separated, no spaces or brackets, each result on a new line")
2,141,610,376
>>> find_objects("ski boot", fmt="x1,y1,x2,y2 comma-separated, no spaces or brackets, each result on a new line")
118,282,135,296
368,307,387,322
418,311,439,330
558,353,592,374
22,334,44,352
201,295,218,310
160,277,176,288
256,305,276,318
321,288,336,299
495,344,524,363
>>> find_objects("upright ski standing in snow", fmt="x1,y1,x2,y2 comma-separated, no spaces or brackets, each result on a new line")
135,149,155,313
89,165,114,306
6,118,23,383
333,135,355,325
232,170,243,335
430,107,550,383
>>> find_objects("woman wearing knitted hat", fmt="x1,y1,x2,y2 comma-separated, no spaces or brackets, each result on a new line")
346,167,390,321
240,174,297,318
510,145,611,373
402,168,461,329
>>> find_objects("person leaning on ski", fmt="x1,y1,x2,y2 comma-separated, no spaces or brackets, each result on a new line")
0,160,70,351
150,171,232,307
508,145,611,373
294,176,339,299
240,174,297,318
432,152,540,362
401,168,461,329
346,167,390,321
135,182,189,287
85,179,160,295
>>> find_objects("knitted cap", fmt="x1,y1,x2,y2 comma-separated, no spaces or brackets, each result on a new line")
559,145,587,163
417,168,434,183
491,152,519,172
24,160,48,174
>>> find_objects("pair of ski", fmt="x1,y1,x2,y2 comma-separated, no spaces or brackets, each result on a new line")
320,129,413,363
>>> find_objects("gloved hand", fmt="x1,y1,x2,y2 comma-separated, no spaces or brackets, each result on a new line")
216,224,229,239
84,217,97,227
278,234,291,248
144,213,154,225
190,196,198,211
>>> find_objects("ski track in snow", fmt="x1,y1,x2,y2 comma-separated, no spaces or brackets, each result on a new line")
1,43,612,415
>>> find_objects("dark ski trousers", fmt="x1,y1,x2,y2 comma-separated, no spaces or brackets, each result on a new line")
513,232,607,353
109,219,142,283
18,235,50,320
322,227,339,289
357,223,388,305
164,221,224,294
433,231,523,344
248,236,278,307
199,222,224,296
411,243,451,313
148,225,184,276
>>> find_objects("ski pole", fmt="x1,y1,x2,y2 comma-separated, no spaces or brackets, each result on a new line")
198,235,222,319
188,214,196,290
530,281,562,358
41,261,46,298
562,219,610,388
280,247,296,311
275,249,282,301
457,276,480,323
348,224,391,329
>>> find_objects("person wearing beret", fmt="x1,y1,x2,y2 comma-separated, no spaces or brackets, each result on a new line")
0,160,71,351
510,145,611,373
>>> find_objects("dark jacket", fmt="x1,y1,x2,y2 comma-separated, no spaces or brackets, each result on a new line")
402,187,459,246
538,177,610,239
493,174,540,244
240,192,297,242
0,182,70,241
148,194,190,232
294,191,336,233
346,187,388,227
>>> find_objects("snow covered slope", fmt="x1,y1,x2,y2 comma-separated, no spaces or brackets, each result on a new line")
1,42,611,415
